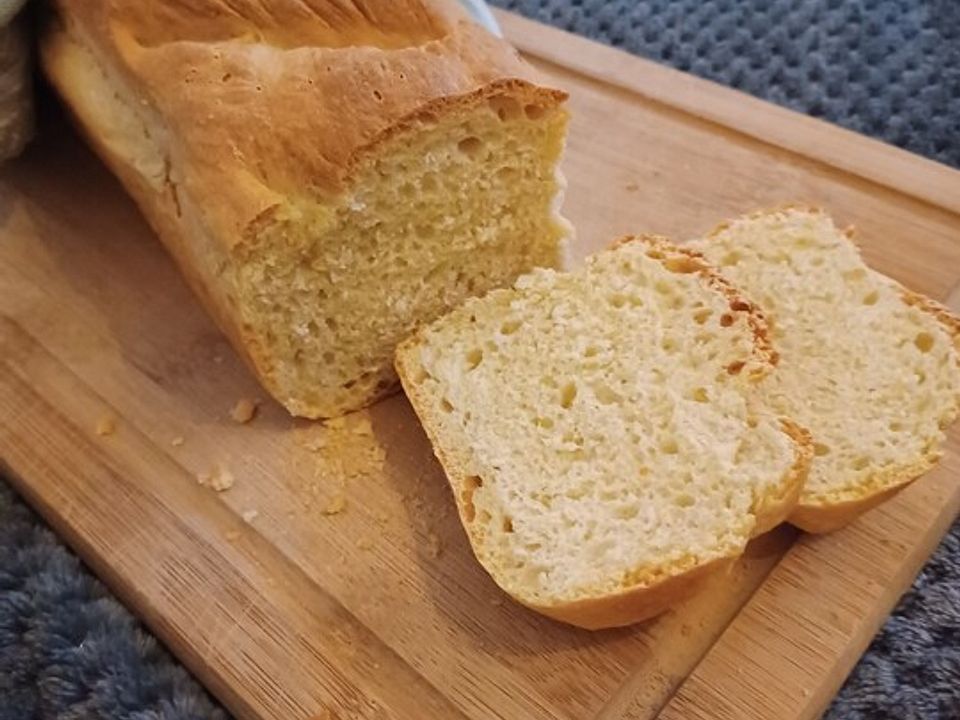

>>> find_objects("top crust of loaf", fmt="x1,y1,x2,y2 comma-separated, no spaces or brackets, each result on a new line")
47,0,567,247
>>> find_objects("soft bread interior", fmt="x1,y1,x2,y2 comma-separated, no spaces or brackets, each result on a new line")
237,96,570,416
397,238,805,611
692,208,960,525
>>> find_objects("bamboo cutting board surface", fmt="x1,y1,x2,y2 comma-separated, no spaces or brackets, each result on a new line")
2,10,960,720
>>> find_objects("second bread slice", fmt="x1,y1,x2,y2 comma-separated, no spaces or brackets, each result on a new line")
396,237,811,629
690,207,960,532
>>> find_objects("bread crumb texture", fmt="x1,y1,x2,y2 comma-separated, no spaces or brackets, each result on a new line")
230,398,258,424
95,415,116,436
692,207,960,514
397,237,803,614
237,94,570,418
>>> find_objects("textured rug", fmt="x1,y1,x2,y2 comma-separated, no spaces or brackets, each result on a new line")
3,0,960,718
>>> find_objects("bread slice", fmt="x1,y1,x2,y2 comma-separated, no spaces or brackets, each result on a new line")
41,0,571,418
396,236,811,629
690,207,960,533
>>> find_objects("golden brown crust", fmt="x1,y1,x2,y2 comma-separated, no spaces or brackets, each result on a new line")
46,0,566,247
395,238,808,630
788,458,936,534
520,555,736,630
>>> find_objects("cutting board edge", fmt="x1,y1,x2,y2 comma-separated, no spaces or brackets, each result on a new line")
496,9,960,219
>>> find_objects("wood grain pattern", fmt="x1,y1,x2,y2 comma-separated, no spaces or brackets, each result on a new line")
1,10,958,720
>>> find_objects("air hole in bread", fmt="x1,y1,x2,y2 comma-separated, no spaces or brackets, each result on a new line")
663,255,705,274
524,104,546,120
322,351,335,364
814,442,830,456
325,317,337,331
465,348,483,370
592,382,620,405
645,249,664,260
674,493,695,508
843,268,868,283
500,319,522,335
862,290,880,305
534,416,554,429
720,251,741,266
852,457,869,470
502,516,514,533
661,336,678,352
914,332,935,353
583,345,600,358
559,382,578,409
461,476,482,522
608,293,627,308
660,437,679,454
458,136,483,157
693,308,712,324
616,505,639,519
440,398,454,413
726,360,746,375
719,313,735,327
689,387,709,403
488,96,522,121
889,421,903,432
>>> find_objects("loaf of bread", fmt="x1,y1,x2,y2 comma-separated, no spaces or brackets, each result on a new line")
41,0,571,418
691,207,960,533
396,236,811,629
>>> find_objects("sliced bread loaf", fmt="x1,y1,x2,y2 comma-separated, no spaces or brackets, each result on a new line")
690,207,960,533
43,0,571,418
396,236,811,629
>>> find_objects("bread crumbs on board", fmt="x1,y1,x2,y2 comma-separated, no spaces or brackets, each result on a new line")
241,509,259,523
170,435,185,447
322,493,347,515
95,415,116,436
197,464,234,492
230,398,258,424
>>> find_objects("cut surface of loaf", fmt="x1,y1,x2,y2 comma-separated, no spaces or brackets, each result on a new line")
691,207,960,532
42,0,571,418
396,237,811,629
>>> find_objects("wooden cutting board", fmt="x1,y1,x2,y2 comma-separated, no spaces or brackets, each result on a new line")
1,10,959,720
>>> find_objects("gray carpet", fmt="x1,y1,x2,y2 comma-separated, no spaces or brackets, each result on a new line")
3,0,960,718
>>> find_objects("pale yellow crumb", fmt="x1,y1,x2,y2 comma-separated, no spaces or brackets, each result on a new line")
209,464,235,492
224,530,241,542
230,398,258,424
170,436,185,447
322,493,347,516
241,509,259,523
351,416,373,436
95,415,116,437
375,511,389,525
355,537,373,550
625,180,639,192
196,472,210,486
